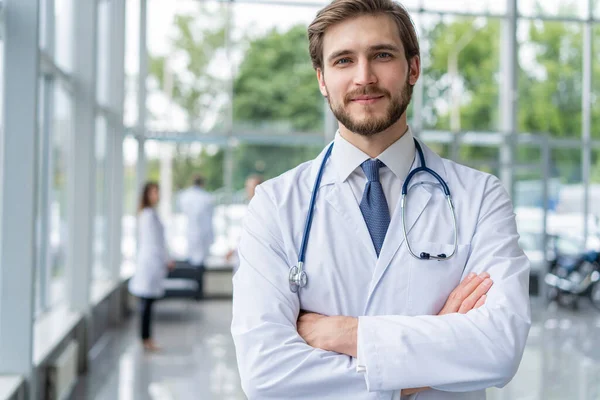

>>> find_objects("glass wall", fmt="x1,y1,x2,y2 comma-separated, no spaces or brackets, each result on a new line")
96,0,111,106
122,136,138,276
124,0,140,128
231,2,324,134
518,20,583,138
93,116,109,282
136,0,600,272
49,83,71,308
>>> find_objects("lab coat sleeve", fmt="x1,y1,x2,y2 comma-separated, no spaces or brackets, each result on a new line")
357,175,531,392
140,210,169,264
231,187,370,399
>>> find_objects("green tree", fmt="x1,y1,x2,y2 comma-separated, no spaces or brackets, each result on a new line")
148,6,228,130
233,25,323,132
230,25,324,190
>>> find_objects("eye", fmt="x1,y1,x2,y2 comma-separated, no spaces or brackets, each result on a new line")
334,57,351,66
375,52,393,59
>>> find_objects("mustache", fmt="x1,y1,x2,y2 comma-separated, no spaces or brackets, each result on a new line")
344,87,390,103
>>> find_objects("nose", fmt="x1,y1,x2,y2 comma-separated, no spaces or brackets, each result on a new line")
353,59,377,86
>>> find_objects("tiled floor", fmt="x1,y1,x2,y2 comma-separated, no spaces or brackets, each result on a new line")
72,298,600,400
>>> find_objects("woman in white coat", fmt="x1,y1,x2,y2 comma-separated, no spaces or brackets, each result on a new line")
128,182,175,351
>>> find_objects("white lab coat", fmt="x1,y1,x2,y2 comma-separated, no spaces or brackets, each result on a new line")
129,208,169,298
178,186,214,266
231,139,531,400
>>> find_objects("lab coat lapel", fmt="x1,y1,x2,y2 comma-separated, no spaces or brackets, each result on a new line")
365,139,447,304
366,183,432,301
325,182,378,263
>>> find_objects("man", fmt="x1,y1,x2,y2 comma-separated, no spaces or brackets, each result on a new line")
178,175,214,298
231,0,531,398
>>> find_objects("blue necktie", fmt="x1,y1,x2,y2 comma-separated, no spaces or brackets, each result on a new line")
359,159,390,257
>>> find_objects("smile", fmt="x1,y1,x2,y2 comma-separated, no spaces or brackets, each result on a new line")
350,96,384,105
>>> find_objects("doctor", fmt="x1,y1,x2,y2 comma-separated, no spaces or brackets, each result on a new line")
129,182,175,351
178,175,214,298
231,0,531,398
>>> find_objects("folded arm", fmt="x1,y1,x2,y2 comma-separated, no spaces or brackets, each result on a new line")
357,176,531,392
231,187,371,399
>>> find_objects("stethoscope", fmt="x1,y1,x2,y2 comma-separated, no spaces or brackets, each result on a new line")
289,138,458,293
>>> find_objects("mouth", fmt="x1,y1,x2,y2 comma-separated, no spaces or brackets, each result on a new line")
350,95,384,105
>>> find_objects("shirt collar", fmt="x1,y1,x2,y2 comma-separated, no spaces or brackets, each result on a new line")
332,126,416,182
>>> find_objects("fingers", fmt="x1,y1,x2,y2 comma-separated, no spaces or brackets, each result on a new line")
474,294,487,309
439,272,492,315
458,278,493,313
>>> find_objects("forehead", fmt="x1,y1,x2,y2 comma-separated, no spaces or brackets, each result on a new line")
322,13,404,57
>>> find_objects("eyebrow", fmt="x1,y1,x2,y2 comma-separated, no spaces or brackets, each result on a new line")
327,44,402,63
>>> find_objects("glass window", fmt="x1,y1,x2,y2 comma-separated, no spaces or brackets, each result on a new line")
49,82,71,308
146,0,229,132
232,3,324,135
420,15,501,132
39,0,49,50
518,20,583,137
422,0,505,15
593,24,600,138
549,147,586,247
97,1,112,105
122,136,138,276
55,0,74,72
222,142,321,258
124,0,140,127
0,37,3,128
518,0,590,19
93,116,109,282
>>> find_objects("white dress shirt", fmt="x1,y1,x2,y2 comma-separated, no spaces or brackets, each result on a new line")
331,127,416,218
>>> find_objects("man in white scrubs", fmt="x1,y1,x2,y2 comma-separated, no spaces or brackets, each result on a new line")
178,176,214,298
231,0,531,398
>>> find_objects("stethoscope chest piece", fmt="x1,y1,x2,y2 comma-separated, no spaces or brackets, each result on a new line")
289,264,308,293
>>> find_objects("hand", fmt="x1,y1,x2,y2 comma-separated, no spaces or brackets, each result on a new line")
167,260,176,271
297,312,358,357
438,272,493,315
225,249,235,262
401,272,493,396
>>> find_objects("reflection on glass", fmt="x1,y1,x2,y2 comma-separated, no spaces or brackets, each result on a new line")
50,84,71,307
518,20,583,137
420,15,500,132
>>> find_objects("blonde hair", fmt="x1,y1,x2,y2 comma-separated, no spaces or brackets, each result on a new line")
307,0,420,71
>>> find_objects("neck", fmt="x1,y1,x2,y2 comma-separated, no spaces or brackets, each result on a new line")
338,116,409,158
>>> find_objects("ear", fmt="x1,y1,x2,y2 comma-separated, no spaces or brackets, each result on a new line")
408,56,420,86
316,68,328,97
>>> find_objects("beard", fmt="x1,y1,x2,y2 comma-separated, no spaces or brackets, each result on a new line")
326,71,413,137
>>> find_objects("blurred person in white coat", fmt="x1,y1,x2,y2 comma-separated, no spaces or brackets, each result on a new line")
231,0,531,398
129,182,175,351
178,175,214,298
226,174,264,268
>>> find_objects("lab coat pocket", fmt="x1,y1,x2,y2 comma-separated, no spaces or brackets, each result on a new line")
406,241,470,316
